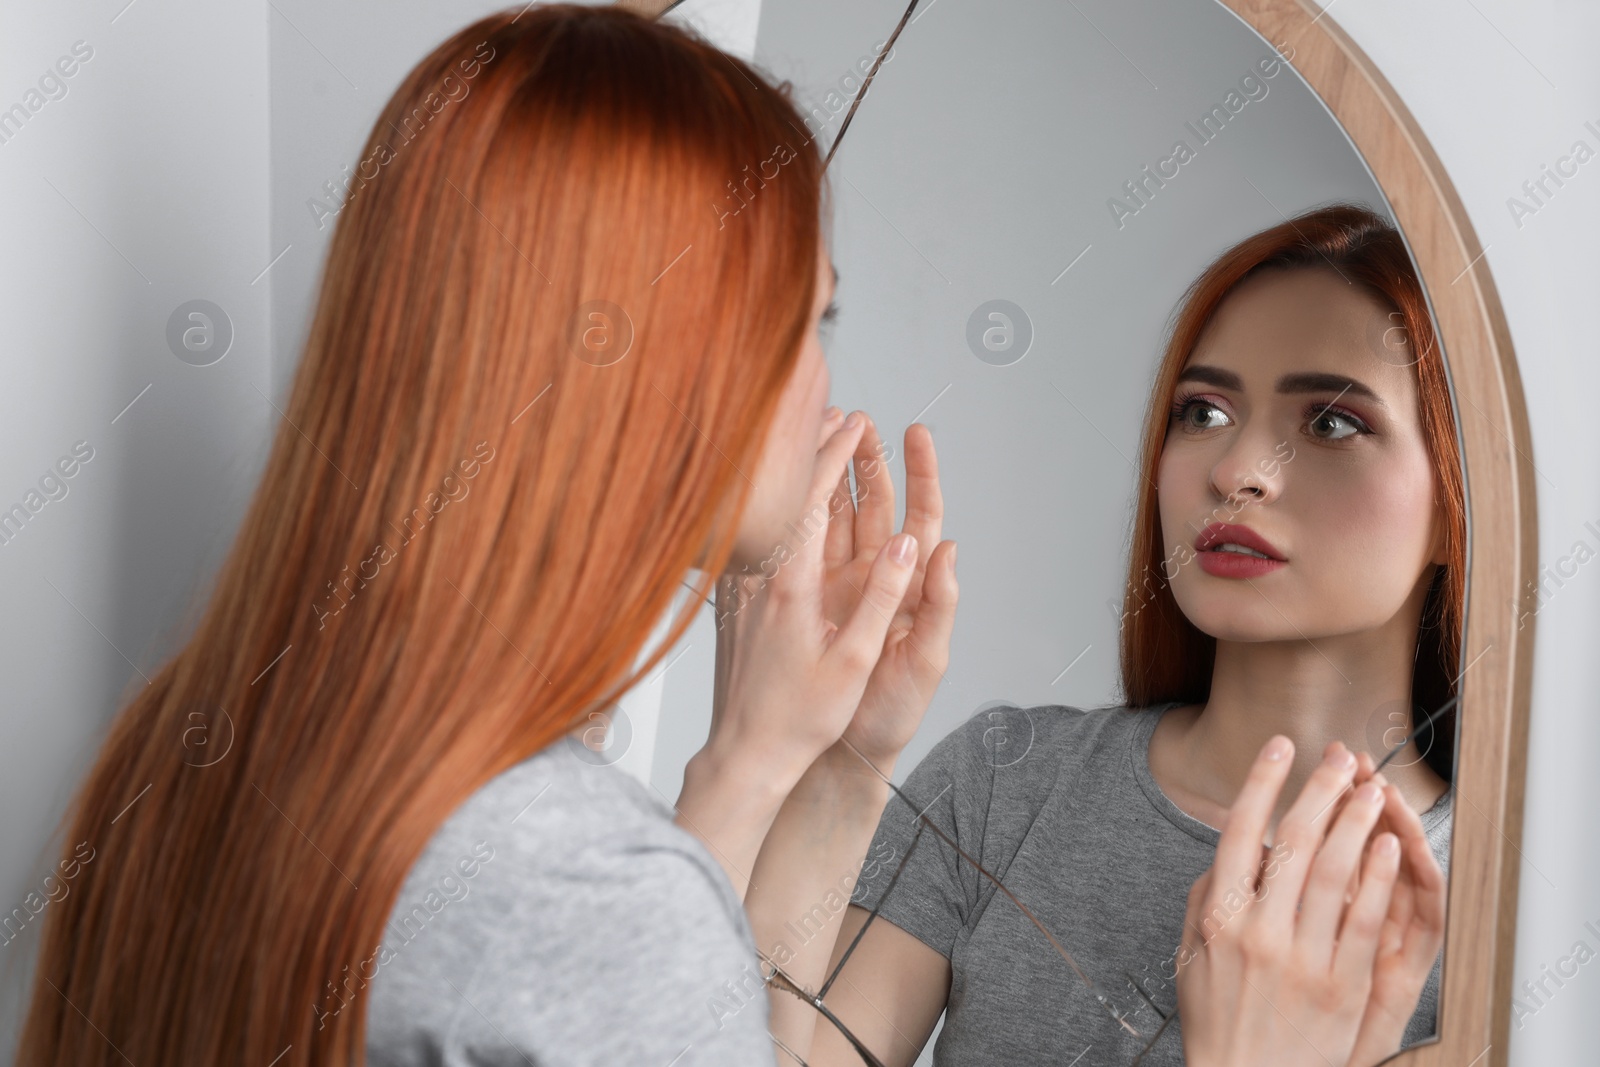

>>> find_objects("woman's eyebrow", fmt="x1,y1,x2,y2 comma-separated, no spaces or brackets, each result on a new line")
1275,371,1384,405
1176,365,1385,406
1175,364,1241,390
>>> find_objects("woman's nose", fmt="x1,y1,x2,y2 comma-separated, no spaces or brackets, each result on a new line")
1209,436,1284,506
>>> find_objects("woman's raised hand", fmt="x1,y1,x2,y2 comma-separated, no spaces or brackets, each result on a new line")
1176,738,1410,1067
817,412,958,772
700,409,930,793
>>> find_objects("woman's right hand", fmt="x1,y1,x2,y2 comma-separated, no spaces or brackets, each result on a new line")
676,411,923,894
704,410,924,779
1176,738,1406,1067
817,414,959,774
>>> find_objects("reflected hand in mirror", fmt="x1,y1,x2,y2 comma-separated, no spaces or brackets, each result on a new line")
1176,737,1447,1067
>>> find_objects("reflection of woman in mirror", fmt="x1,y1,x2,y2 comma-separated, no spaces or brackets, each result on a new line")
813,205,1461,1067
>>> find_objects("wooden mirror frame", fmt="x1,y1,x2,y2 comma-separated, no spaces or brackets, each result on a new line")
630,0,1538,1062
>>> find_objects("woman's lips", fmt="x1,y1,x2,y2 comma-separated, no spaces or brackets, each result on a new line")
1193,521,1287,580
1197,550,1286,579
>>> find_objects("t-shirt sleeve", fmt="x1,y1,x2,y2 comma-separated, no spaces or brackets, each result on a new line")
461,837,774,1065
849,706,1024,958
365,761,777,1067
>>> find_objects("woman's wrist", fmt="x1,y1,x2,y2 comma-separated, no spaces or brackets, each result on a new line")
812,737,898,789
682,738,798,815
675,743,801,897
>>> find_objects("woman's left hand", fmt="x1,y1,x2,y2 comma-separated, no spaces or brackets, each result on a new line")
816,412,958,772
1176,738,1402,1067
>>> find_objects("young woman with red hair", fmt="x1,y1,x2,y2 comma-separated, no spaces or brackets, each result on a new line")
12,3,1436,1064
16,6,956,1065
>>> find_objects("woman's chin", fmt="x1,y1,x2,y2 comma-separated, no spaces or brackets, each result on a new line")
1177,601,1311,646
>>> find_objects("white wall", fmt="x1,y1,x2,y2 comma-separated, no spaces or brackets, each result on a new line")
0,0,271,1051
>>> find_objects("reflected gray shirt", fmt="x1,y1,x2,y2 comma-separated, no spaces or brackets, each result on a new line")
852,703,1452,1066
364,741,775,1066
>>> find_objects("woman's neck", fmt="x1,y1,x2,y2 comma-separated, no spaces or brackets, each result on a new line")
1147,610,1450,832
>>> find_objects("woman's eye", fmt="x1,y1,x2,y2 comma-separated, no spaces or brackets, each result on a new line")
1173,397,1230,431
1306,408,1365,440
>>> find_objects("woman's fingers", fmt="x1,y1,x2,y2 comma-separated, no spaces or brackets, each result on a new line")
822,465,855,572
818,405,851,571
852,414,896,556
1209,736,1293,914
898,539,958,681
899,424,944,580
1181,865,1216,959
826,532,918,679
816,404,844,450
788,415,869,593
1331,832,1402,991
1295,779,1386,965
1254,744,1361,933
1386,783,1448,972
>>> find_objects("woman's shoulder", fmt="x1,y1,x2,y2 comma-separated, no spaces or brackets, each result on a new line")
366,744,771,1065
427,741,743,920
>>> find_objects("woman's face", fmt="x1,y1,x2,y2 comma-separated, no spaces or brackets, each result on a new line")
726,243,837,571
1157,266,1446,644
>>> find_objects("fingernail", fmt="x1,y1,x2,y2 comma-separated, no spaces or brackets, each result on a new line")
890,533,916,565
949,541,958,573
824,405,843,422
1358,782,1383,805
1376,833,1399,856
1263,736,1291,761
845,411,863,429
1325,745,1355,770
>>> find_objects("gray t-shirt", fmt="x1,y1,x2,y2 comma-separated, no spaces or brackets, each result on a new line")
850,702,1453,1066
364,740,776,1066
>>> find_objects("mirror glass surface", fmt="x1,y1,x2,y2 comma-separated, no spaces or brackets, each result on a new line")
746,0,1464,1062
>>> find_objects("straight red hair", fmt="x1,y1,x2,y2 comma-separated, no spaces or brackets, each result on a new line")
1118,203,1465,779
16,6,827,1064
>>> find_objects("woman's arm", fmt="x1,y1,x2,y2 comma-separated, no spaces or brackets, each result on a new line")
740,749,906,1057
806,903,951,1067
717,417,958,1060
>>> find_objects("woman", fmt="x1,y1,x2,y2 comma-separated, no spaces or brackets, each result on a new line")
16,7,952,1065
12,7,1420,1066
801,205,1457,1067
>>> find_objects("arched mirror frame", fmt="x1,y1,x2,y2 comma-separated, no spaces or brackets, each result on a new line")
633,0,1539,1062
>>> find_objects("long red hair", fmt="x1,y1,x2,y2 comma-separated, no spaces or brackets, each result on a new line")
16,6,826,1064
1118,203,1465,779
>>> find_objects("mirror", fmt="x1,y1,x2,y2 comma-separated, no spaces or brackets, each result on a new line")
705,0,1535,1063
